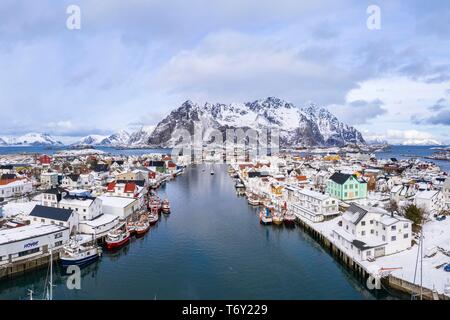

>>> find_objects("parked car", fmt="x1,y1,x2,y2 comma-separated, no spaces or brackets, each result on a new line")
436,215,446,221
444,264,450,272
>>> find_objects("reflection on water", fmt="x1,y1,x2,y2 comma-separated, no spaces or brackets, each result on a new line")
0,164,394,300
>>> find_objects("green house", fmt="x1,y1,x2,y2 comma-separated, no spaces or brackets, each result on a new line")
326,172,367,201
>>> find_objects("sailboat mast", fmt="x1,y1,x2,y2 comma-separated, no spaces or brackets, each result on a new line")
49,247,53,300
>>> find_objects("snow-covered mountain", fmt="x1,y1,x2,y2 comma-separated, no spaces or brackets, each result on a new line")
74,135,108,146
128,126,156,146
1,133,63,146
100,130,131,146
74,131,131,146
147,97,365,147
402,139,442,146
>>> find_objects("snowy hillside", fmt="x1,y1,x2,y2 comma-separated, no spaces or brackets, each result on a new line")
0,133,63,146
147,97,366,147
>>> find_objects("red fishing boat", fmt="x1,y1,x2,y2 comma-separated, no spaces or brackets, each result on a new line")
148,195,161,213
105,228,131,250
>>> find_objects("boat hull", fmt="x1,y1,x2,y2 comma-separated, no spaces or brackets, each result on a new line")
105,236,130,250
61,254,99,268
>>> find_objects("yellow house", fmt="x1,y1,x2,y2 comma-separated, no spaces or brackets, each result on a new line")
271,184,284,197
323,155,340,161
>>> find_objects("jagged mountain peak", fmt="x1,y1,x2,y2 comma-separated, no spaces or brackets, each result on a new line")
146,97,365,147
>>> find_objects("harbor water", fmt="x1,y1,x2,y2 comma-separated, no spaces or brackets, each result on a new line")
0,164,393,300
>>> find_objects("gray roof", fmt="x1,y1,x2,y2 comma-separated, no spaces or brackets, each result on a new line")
329,172,352,185
29,205,72,222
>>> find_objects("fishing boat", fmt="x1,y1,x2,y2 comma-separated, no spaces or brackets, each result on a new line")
234,180,245,189
135,220,150,236
148,212,159,225
105,228,131,250
283,211,296,226
127,221,137,236
247,194,260,206
60,240,101,267
148,195,161,213
161,199,170,214
259,207,273,225
272,211,284,225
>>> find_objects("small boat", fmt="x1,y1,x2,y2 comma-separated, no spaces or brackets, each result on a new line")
259,207,273,225
272,211,284,225
148,212,159,225
161,199,170,214
127,221,137,236
60,240,101,267
248,195,260,206
105,228,131,250
148,195,161,213
283,211,296,226
210,170,215,175
135,221,150,236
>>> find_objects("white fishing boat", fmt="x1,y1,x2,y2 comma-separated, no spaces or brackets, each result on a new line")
248,195,260,206
60,239,101,267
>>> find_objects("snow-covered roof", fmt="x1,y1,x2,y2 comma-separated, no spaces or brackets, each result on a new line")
0,224,67,245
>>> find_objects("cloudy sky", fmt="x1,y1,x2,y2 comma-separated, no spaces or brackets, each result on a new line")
0,0,449,144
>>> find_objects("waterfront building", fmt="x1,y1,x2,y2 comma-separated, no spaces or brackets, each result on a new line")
26,205,77,234
331,203,412,261
98,195,139,219
285,186,339,222
59,194,103,221
326,172,367,201
0,224,69,266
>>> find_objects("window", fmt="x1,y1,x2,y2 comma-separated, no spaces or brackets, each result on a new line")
382,235,386,241
361,221,366,226
55,232,63,239
403,233,409,239
18,248,39,257
55,241,63,247
403,223,408,228
391,236,396,241
370,220,374,224
391,225,396,231
41,219,45,223
362,231,366,236
370,229,374,234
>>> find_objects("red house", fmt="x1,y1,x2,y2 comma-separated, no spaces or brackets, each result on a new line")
38,154,52,165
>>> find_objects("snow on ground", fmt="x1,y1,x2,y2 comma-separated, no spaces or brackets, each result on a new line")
295,213,450,296
1,201,38,218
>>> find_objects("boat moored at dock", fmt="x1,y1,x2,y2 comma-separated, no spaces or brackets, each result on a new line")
259,207,273,225
60,240,102,268
161,199,171,214
105,228,131,250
